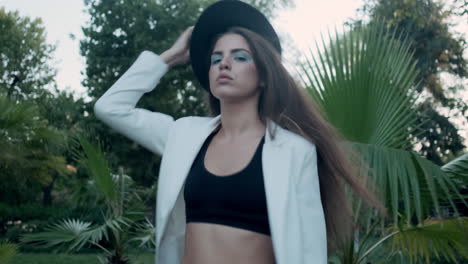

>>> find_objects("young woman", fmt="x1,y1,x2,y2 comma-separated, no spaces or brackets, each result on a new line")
94,1,385,263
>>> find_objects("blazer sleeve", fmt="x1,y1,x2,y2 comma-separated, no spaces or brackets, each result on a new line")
93,50,174,156
296,145,328,263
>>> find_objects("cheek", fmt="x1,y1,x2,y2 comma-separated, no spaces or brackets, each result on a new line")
208,66,215,80
241,64,259,86
208,66,217,86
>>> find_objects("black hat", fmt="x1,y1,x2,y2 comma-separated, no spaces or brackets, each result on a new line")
190,0,282,91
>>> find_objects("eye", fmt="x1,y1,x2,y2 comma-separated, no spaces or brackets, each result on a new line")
233,51,252,62
210,54,222,65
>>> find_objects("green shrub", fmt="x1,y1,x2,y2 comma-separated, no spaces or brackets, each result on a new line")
0,202,102,248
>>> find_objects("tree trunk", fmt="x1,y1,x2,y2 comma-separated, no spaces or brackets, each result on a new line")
42,172,58,206
7,75,20,99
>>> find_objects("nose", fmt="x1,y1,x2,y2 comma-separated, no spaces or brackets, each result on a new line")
218,56,231,70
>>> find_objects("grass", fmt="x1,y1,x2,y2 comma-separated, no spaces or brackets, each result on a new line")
11,253,154,264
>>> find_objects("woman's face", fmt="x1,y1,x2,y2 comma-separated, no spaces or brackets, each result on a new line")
208,33,260,102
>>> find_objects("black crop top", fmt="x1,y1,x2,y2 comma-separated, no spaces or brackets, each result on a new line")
183,129,271,236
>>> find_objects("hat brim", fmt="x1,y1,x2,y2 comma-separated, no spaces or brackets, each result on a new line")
190,0,281,91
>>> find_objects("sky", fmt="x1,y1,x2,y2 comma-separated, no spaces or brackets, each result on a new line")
1,0,467,140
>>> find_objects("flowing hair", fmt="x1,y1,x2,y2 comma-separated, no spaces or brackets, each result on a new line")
204,27,387,252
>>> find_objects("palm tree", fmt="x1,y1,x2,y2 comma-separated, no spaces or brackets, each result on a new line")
299,23,468,263
0,95,68,204
21,135,155,263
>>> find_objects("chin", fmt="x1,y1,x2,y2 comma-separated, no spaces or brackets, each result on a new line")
213,91,243,102
213,88,257,103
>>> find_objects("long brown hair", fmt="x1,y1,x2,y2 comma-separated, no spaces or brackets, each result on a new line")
205,27,387,252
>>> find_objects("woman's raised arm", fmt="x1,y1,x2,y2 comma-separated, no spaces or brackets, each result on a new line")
94,26,194,156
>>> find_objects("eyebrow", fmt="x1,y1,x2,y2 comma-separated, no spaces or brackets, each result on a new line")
211,48,252,55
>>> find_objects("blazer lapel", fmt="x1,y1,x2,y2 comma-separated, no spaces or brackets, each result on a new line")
262,121,292,262
156,115,221,248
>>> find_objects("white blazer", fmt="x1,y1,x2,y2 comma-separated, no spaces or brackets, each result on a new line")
94,51,327,264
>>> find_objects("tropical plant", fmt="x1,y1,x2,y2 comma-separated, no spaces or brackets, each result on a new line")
0,95,68,205
0,241,17,264
299,23,468,263
351,0,467,166
21,135,155,263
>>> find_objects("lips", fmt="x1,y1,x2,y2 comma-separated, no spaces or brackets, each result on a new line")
217,73,233,82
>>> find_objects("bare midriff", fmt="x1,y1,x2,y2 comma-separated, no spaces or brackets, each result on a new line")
182,222,276,264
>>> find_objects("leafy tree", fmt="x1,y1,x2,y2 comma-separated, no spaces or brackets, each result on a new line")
0,8,82,205
452,0,468,16
38,88,88,132
300,22,468,263
350,0,467,165
0,8,56,100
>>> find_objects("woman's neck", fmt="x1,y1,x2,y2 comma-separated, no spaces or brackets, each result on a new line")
217,97,265,141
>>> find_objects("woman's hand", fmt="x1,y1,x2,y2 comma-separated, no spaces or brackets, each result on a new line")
161,26,194,68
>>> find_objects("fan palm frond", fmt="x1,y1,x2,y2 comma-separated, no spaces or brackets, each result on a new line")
300,23,421,149
128,218,156,248
442,153,468,180
390,217,468,263
20,219,93,253
21,216,131,254
300,23,468,262
80,216,131,249
0,242,18,264
0,96,39,132
300,22,465,226
351,143,466,224
74,135,117,205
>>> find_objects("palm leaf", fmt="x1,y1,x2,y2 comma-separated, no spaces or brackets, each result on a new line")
85,216,131,243
351,143,466,224
0,96,39,132
0,242,18,264
21,219,93,253
299,22,465,226
73,135,117,205
442,153,468,178
300,23,421,149
440,153,468,216
0,96,41,165
0,95,68,182
390,217,468,263
128,218,156,248
20,216,131,254
346,217,468,264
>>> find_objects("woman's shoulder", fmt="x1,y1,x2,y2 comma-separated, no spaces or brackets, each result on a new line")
275,125,316,154
172,115,216,131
